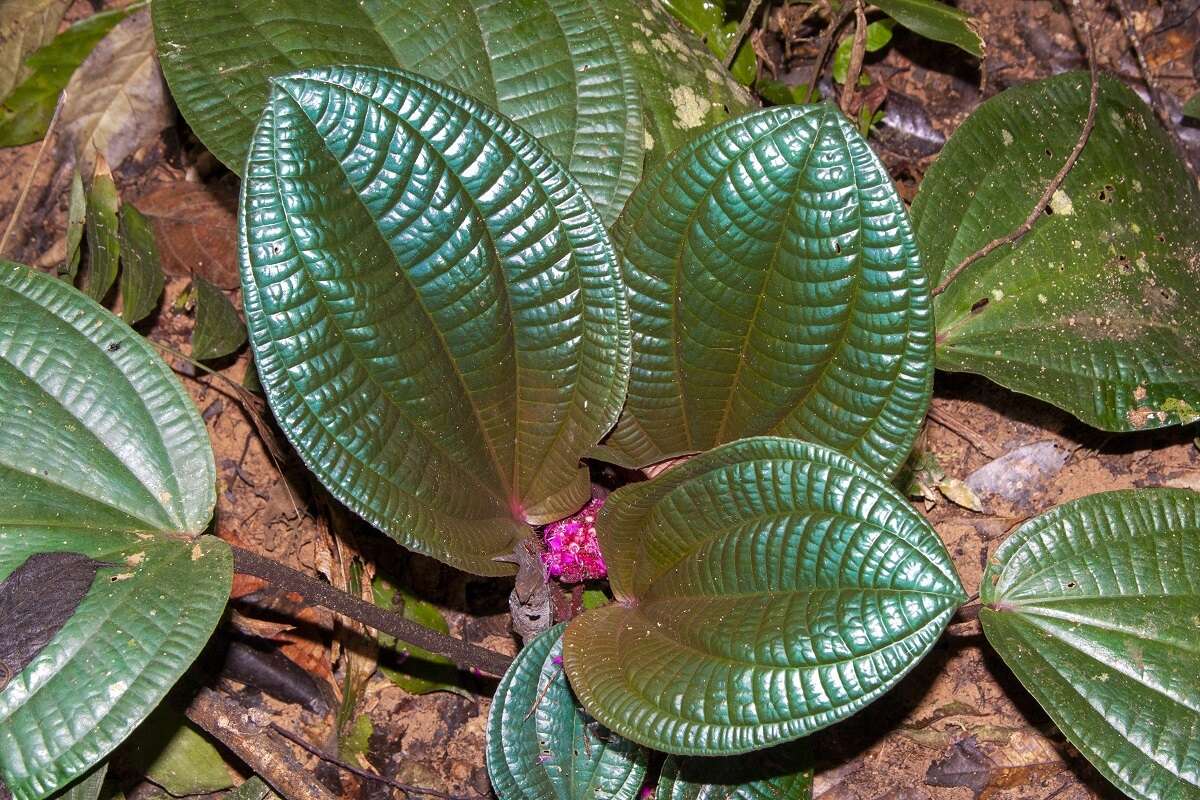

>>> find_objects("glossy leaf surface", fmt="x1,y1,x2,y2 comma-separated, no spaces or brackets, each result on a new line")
598,106,933,477
83,165,119,304
0,261,230,800
870,0,982,58
913,73,1200,431
564,437,964,755
981,489,1200,800
153,0,643,225
656,744,813,800
487,625,648,800
239,66,629,575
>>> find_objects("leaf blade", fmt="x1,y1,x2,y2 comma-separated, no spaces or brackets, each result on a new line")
870,0,983,58
118,205,164,325
190,276,245,361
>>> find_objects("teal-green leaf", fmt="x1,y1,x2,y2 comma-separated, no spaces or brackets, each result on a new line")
656,744,814,800
597,106,933,477
0,6,131,148
83,165,119,304
980,489,1200,800
238,66,630,576
912,73,1200,432
190,277,245,362
0,261,231,800
870,0,983,58
118,206,164,325
563,437,965,755
487,625,648,800
152,0,643,226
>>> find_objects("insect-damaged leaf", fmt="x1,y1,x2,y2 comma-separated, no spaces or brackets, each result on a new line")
913,73,1200,432
0,261,231,800
487,625,648,800
596,106,933,477
238,66,629,576
981,489,1200,800
564,437,964,755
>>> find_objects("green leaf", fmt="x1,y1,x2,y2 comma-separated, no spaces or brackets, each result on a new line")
912,73,1200,432
564,437,965,755
190,276,245,361
63,170,85,281
152,0,643,226
597,106,933,477
980,489,1200,800
49,763,106,800
871,0,983,58
125,708,233,797
83,164,119,303
487,624,648,800
0,6,131,148
1183,92,1200,121
0,0,72,98
708,20,757,87
226,777,279,800
0,261,231,800
659,0,725,39
373,577,466,697
832,20,894,84
603,0,756,165
238,66,629,576
656,744,814,800
118,206,163,325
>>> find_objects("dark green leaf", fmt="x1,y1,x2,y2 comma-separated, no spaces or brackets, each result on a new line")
656,743,814,800
190,276,245,361
871,0,982,58
239,66,629,575
564,437,965,755
597,106,933,477
373,577,465,697
0,261,231,799
980,489,1200,800
63,170,85,281
118,206,163,325
912,73,1200,431
48,762,106,800
659,0,725,39
1183,92,1200,120
0,6,131,147
226,777,278,800
83,163,119,303
488,624,648,800
152,0,643,225
708,20,757,87
603,0,756,165
124,708,233,797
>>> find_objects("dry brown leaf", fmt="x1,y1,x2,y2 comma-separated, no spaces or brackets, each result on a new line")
59,8,172,176
135,180,239,288
0,0,71,96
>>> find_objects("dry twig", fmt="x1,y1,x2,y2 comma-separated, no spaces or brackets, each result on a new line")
839,0,869,113
931,0,1099,298
723,0,767,69
0,93,65,258
926,406,1003,459
804,3,855,102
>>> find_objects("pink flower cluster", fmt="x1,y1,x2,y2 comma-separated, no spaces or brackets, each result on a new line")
541,492,607,583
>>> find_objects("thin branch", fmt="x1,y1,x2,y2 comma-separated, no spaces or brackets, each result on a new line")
269,723,473,800
230,545,513,677
839,0,868,113
926,406,1003,459
931,0,1099,298
804,3,855,102
723,0,766,69
185,688,339,800
0,93,65,258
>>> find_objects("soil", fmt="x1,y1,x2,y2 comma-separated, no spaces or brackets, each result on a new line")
2,0,1199,798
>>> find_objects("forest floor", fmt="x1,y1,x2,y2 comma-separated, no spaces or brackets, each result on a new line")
2,0,1200,799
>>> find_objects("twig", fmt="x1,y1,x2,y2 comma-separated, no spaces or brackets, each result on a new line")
269,723,472,800
723,0,766,69
0,93,65,258
804,3,854,102
839,0,868,113
931,0,1099,298
1110,0,1198,175
185,688,339,800
926,406,1003,459
230,545,513,677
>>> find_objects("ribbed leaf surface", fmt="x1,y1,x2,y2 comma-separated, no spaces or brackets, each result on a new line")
153,0,643,225
656,744,813,800
0,261,231,800
487,625,648,800
239,67,630,576
563,437,964,755
597,107,933,476
913,73,1200,431
981,489,1200,800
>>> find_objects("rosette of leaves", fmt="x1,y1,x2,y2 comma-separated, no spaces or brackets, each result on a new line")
237,66,630,576
0,261,232,800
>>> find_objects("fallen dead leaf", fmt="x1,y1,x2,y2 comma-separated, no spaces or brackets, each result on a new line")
135,180,240,288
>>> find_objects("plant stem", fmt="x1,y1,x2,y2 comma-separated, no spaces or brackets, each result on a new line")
0,93,65,258
931,0,1099,298
723,0,766,69
804,3,854,102
839,0,868,113
230,545,513,677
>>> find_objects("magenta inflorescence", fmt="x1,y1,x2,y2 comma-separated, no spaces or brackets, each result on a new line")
541,492,606,583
